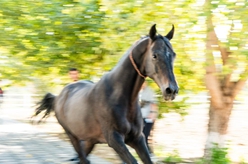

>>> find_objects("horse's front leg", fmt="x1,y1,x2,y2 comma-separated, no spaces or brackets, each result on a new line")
106,131,138,164
127,134,153,164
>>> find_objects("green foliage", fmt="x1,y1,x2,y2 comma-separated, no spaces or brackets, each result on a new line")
165,146,232,164
211,146,230,164
196,144,231,164
206,0,248,80
163,150,182,163
158,94,189,117
0,0,106,84
239,157,247,164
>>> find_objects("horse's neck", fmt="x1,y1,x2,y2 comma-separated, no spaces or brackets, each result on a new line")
107,39,149,102
108,59,144,102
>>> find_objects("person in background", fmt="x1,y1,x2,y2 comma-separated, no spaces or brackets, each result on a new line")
0,80,3,106
139,81,158,155
69,68,79,82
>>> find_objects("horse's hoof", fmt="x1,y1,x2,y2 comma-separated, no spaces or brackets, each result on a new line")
69,156,80,162
78,160,90,164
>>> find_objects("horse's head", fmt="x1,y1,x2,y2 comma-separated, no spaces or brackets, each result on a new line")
144,24,179,101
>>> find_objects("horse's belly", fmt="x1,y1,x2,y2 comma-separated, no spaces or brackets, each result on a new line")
61,107,104,141
69,120,103,141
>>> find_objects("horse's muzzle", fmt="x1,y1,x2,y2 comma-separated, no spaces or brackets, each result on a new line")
163,86,179,101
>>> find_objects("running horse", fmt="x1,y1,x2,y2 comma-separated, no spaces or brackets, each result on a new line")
33,24,179,164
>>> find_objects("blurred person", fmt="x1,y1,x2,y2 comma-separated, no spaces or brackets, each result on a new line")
139,81,158,155
0,81,3,106
69,68,79,82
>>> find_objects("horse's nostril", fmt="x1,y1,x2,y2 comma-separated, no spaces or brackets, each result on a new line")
165,87,172,94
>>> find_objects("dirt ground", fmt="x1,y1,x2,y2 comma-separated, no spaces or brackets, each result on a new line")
1,102,248,163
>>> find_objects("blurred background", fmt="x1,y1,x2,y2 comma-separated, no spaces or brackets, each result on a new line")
0,0,248,163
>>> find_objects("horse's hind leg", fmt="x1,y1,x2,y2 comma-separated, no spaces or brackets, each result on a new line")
126,134,152,164
81,140,96,156
106,131,137,164
65,131,90,164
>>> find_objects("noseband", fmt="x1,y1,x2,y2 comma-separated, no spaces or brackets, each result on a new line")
129,51,147,79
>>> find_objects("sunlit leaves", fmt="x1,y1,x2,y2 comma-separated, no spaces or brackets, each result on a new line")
207,0,248,80
0,0,106,84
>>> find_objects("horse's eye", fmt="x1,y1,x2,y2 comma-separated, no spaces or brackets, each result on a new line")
152,54,157,59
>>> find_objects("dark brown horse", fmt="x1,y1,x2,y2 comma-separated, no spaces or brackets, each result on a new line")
33,24,179,164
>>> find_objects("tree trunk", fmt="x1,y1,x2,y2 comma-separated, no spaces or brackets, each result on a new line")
204,95,234,157
203,0,248,160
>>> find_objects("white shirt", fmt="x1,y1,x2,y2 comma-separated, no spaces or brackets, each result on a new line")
139,86,156,120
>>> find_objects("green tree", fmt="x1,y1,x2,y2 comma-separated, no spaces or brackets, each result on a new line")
0,0,106,85
203,0,248,157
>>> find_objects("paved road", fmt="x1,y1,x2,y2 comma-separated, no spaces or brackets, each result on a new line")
0,117,111,164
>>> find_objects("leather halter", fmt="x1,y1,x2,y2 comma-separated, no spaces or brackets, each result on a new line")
129,51,147,79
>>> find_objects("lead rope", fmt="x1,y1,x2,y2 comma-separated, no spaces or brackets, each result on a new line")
129,51,147,79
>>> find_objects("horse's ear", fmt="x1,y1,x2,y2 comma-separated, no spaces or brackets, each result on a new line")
165,24,174,40
149,24,157,41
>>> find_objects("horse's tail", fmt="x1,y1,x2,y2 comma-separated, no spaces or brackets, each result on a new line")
32,93,56,122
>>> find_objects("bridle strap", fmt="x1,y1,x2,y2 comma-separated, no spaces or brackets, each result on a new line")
129,51,147,79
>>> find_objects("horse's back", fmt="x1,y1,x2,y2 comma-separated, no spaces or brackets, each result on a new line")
55,80,94,111
66,80,93,95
